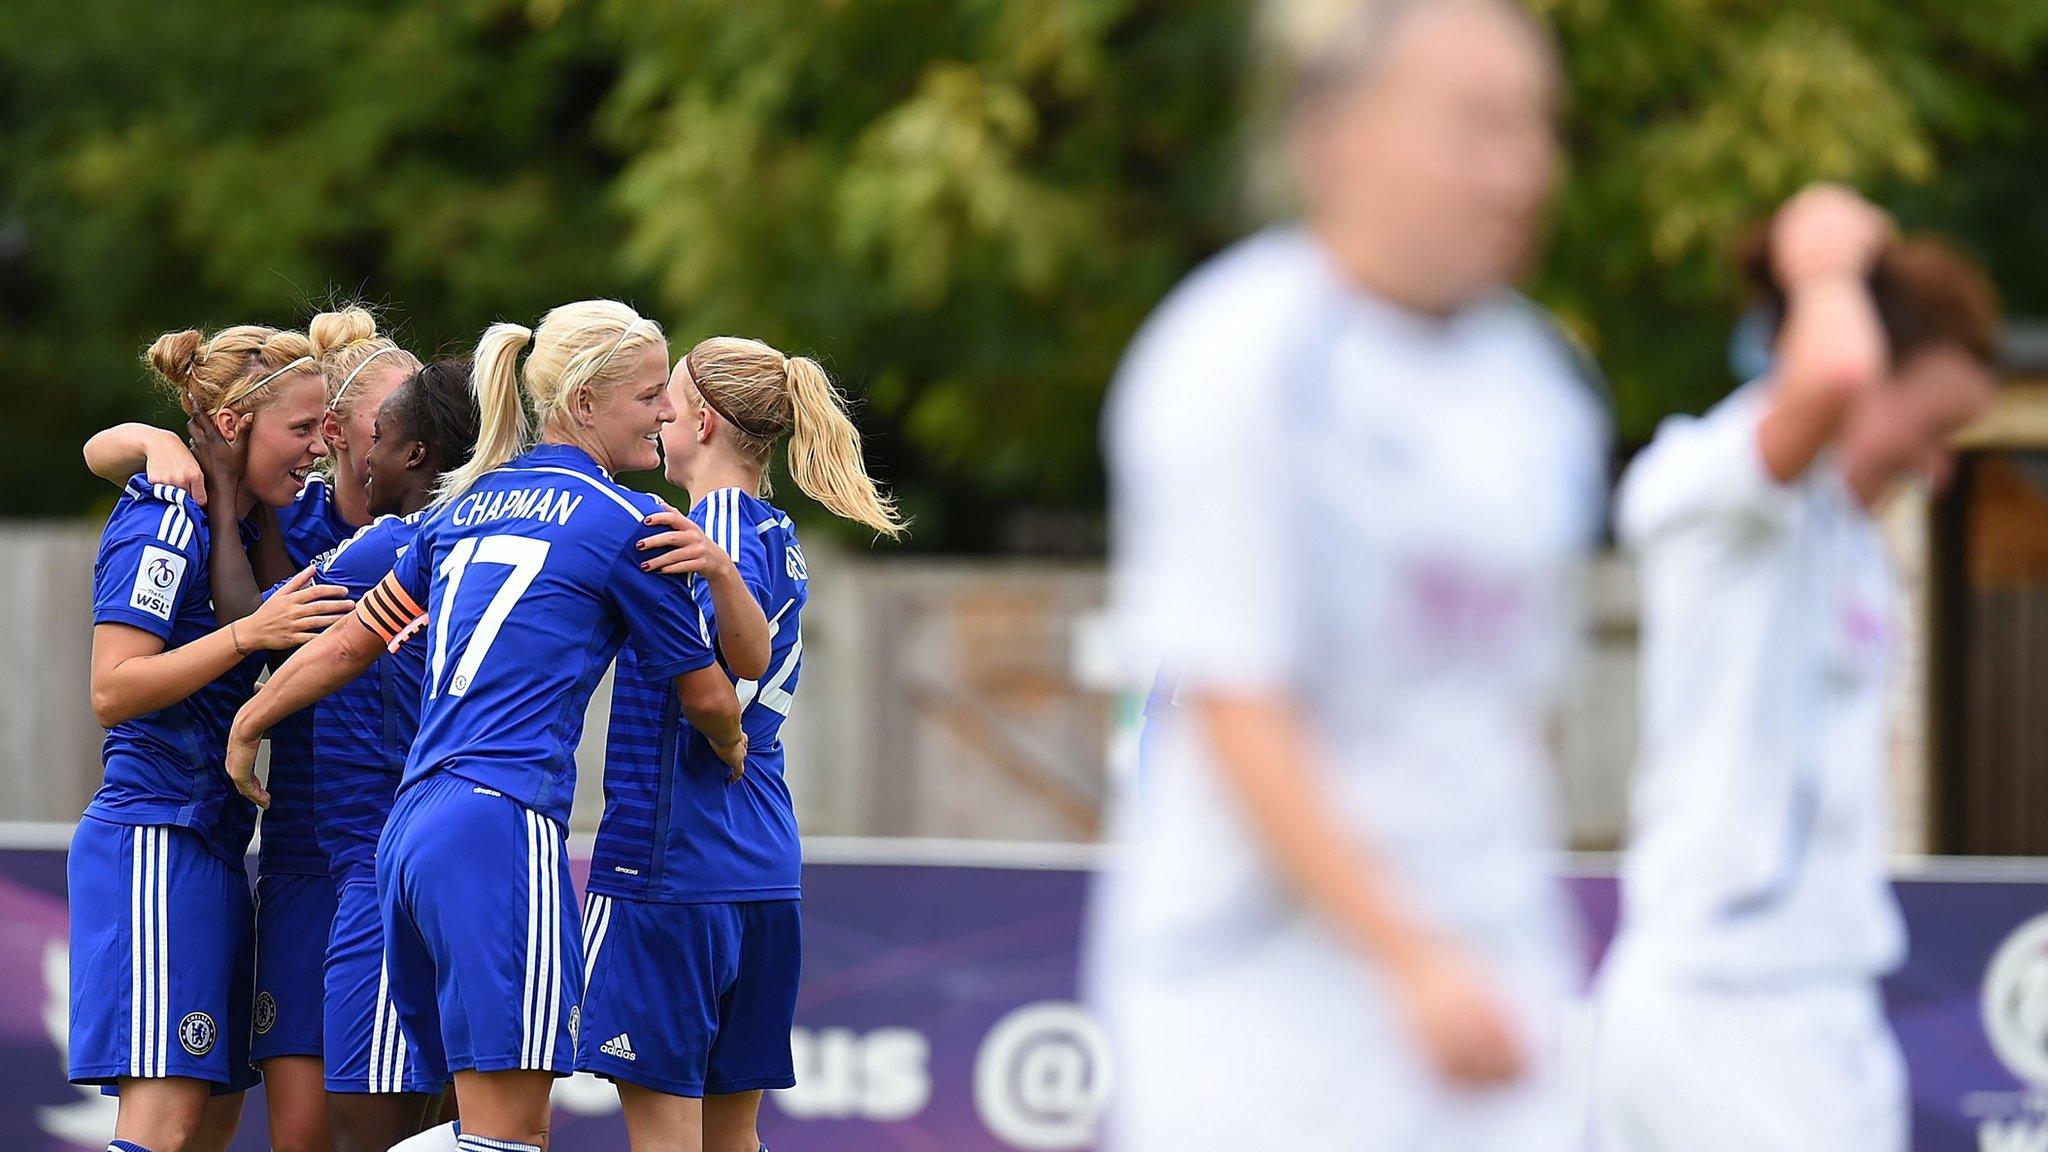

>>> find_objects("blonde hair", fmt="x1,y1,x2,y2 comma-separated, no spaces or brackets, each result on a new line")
309,306,422,423
684,336,906,539
437,299,666,502
144,325,320,416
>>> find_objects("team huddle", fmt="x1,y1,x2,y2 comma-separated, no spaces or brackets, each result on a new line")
73,301,900,1152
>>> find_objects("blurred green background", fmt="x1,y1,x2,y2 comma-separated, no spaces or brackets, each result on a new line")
4,0,2046,547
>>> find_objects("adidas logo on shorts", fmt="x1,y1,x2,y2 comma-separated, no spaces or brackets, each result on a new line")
600,1032,637,1062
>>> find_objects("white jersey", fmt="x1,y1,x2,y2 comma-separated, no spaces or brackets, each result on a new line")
1099,227,1609,1007
1608,386,1906,984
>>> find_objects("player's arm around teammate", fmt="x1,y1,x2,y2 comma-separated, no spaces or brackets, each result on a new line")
86,421,213,504
89,339,353,729
74,326,351,1152
583,337,904,1152
229,301,743,1152
239,308,426,1152
298,360,479,1152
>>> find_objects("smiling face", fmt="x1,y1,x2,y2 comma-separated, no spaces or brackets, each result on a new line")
585,339,675,475
362,381,420,518
234,373,329,508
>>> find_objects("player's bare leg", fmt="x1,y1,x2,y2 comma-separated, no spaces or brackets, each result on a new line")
111,1075,219,1152
189,1090,247,1152
617,1080,705,1151
703,1089,765,1152
451,1069,555,1148
260,1055,331,1152
329,1089,443,1152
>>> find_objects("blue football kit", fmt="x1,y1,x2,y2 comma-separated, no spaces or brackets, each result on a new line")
70,477,263,1092
251,472,352,1065
579,487,807,1096
302,511,446,1092
357,444,717,1076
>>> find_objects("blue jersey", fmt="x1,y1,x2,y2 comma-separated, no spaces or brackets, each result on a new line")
88,476,265,863
259,472,354,876
360,444,718,827
590,487,806,903
277,472,354,569
305,512,427,880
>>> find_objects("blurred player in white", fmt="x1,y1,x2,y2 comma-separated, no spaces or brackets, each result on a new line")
1091,2,1610,1149
1593,186,2002,1150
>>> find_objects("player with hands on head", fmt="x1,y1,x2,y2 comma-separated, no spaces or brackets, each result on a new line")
1592,184,2003,1152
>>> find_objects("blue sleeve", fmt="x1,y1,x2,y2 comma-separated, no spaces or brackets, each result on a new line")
731,524,775,607
92,491,204,641
689,524,778,629
389,517,433,608
694,489,774,611
317,520,406,598
605,534,717,682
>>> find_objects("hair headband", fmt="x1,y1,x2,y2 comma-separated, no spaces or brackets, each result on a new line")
698,384,780,441
333,345,404,411
216,355,314,412
590,318,647,378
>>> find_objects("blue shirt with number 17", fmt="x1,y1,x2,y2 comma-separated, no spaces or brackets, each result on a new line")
364,444,716,828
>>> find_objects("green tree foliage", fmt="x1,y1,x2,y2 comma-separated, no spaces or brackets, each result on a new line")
2,0,2044,545
592,0,1247,546
1536,0,2048,432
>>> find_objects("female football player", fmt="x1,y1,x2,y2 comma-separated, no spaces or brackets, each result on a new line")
1594,185,2002,1152
85,307,423,1152
74,325,353,1152
579,336,904,1152
1092,2,1610,1149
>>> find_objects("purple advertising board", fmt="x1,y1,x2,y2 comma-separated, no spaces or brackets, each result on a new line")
3,829,2047,1151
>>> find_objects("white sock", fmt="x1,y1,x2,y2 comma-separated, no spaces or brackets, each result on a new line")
457,1134,542,1152
387,1121,461,1152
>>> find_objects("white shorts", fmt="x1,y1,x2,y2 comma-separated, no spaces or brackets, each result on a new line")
1590,960,1906,1152
1101,922,1579,1152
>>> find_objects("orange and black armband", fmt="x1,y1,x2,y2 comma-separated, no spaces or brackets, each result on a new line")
358,572,427,652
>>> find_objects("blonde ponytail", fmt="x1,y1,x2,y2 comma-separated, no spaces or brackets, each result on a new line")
683,337,906,540
783,356,906,539
436,322,534,502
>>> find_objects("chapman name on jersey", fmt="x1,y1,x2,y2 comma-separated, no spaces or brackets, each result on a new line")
362,442,719,826
446,485,586,528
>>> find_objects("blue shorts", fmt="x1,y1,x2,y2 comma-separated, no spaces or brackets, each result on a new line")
379,773,582,1077
67,817,260,1093
576,895,800,1097
251,870,336,1062
325,876,449,1094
